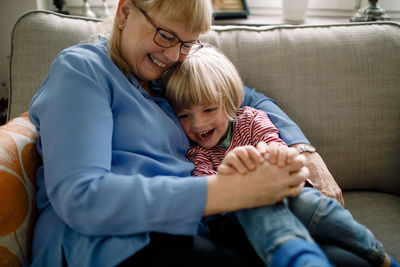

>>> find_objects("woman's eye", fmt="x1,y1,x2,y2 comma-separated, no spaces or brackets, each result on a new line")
159,30,176,41
182,43,194,48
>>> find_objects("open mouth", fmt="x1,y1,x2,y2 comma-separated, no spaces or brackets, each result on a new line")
148,54,166,68
199,129,215,139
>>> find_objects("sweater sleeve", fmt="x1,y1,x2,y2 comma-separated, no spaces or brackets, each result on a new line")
242,85,309,145
29,48,207,236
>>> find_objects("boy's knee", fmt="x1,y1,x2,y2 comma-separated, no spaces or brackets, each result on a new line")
289,188,324,225
293,188,323,209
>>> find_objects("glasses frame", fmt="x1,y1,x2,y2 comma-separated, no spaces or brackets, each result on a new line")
135,5,204,55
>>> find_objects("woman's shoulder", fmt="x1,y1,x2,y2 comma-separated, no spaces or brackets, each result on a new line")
55,37,111,69
48,37,124,84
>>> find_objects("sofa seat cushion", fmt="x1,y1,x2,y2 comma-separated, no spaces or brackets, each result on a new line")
0,112,40,266
344,191,400,260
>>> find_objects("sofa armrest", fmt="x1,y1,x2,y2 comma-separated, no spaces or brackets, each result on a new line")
0,112,40,266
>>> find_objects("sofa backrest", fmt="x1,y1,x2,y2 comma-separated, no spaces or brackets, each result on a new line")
10,10,102,120
10,10,400,194
200,23,400,195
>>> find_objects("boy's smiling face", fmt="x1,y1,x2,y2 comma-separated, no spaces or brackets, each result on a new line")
176,104,229,148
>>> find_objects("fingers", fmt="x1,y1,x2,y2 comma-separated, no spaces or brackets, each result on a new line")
245,146,265,165
217,164,236,175
275,148,287,167
222,146,264,175
286,166,308,198
321,187,345,207
289,181,306,197
256,141,268,156
226,159,309,207
286,154,307,173
290,166,309,186
266,142,280,165
286,147,299,165
265,142,299,168
337,192,345,207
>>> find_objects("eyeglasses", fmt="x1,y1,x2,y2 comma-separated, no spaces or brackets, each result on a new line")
135,5,203,55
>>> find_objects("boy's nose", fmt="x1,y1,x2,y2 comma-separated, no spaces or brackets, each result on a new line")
192,115,207,130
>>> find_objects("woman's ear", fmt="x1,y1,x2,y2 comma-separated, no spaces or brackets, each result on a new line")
116,0,130,28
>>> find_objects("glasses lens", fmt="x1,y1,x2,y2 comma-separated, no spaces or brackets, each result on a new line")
154,29,203,55
155,29,178,47
181,43,202,55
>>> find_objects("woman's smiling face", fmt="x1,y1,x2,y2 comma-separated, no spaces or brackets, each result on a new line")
177,104,230,149
117,1,201,82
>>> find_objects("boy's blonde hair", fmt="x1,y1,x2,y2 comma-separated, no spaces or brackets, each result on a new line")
109,0,213,77
165,45,244,120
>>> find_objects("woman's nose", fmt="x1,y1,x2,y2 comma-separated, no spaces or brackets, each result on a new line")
163,44,181,62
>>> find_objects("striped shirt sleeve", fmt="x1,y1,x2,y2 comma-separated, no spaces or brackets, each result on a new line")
187,147,219,176
233,107,287,148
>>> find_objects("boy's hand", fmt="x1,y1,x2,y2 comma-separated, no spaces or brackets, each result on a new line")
257,142,299,168
218,145,264,175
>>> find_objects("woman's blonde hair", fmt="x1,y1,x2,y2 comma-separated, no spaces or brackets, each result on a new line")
164,45,244,120
108,0,213,77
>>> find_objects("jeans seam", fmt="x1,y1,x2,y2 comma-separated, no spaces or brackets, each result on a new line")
364,240,386,266
305,196,387,267
305,195,326,236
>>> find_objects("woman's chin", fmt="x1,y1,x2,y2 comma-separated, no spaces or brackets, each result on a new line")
142,69,162,81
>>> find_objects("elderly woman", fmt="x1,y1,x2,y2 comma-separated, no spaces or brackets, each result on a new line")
26,0,349,266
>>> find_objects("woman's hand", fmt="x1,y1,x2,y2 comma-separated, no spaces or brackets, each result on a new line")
217,145,264,175
217,142,298,175
288,143,344,206
204,154,308,216
259,142,299,168
256,141,298,167
300,150,344,206
259,142,344,206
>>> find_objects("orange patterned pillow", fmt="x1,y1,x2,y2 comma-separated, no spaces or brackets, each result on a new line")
0,112,40,267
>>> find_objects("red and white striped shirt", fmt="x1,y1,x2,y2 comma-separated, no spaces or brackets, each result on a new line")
187,106,287,176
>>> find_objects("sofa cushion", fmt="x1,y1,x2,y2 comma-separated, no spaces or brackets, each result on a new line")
344,191,400,260
0,112,40,266
201,23,400,195
10,10,101,120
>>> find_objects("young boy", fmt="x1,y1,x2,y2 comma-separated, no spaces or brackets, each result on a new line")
163,45,398,267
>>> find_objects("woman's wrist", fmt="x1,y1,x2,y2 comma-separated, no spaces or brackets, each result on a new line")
291,143,316,154
204,174,225,216
204,173,242,216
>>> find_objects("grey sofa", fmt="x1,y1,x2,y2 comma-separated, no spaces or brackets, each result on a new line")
6,10,400,264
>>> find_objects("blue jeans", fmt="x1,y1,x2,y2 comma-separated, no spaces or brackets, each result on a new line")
236,187,386,266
